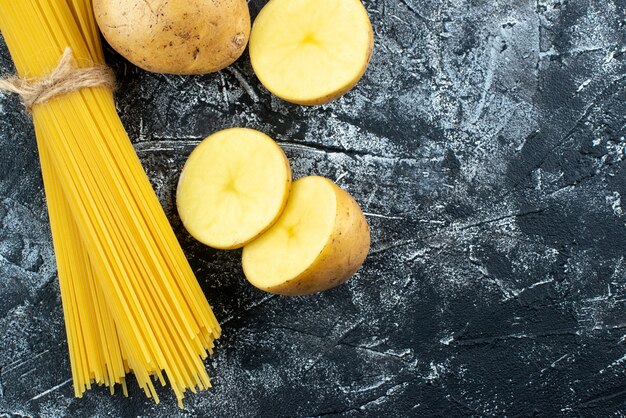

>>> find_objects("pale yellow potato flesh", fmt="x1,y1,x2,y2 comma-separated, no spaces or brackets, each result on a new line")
249,0,374,105
94,0,250,74
242,176,370,295
176,128,291,249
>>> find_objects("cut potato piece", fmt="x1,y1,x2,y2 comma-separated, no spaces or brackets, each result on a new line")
249,0,374,105
242,176,370,295
177,128,291,249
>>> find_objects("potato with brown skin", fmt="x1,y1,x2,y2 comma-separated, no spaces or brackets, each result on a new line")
94,0,250,74
242,176,370,296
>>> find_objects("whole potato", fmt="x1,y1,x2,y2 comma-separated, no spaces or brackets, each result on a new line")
94,0,250,74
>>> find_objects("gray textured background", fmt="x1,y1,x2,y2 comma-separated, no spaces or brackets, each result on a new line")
1,0,626,416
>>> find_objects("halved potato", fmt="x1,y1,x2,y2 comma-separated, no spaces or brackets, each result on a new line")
249,0,374,105
242,176,370,295
176,128,291,249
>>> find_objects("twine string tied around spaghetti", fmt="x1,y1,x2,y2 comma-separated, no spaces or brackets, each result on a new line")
0,47,115,112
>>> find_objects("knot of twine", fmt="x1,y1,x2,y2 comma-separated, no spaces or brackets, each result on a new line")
0,48,115,112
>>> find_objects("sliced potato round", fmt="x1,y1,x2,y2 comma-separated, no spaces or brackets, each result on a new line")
249,0,374,105
177,128,291,249
242,176,370,295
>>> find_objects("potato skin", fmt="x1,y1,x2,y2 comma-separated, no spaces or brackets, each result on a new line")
94,0,250,74
265,178,370,296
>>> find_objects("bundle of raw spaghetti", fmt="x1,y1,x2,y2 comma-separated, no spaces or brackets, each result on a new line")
0,0,220,406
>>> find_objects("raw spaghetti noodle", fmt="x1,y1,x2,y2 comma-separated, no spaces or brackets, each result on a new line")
0,0,220,406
